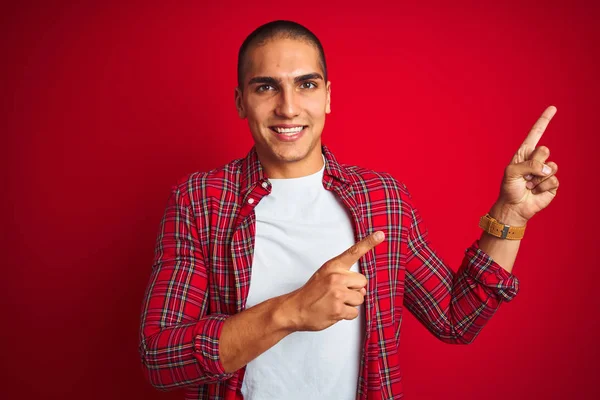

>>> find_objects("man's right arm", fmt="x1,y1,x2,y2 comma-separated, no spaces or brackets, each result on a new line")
139,184,380,389
139,185,298,389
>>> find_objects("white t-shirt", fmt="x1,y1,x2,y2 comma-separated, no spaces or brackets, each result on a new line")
241,160,364,400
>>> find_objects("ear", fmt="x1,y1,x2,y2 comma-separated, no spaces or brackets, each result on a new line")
235,87,246,119
325,81,331,114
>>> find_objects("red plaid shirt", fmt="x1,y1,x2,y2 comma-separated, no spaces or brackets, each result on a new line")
139,145,519,399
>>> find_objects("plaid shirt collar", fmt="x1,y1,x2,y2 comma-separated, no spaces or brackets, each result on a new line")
239,144,352,196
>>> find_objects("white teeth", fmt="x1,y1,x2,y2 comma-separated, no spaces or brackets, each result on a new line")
273,126,304,134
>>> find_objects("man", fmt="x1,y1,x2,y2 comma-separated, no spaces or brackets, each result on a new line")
139,20,559,399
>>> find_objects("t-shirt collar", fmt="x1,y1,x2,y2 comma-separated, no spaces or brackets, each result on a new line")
239,144,351,196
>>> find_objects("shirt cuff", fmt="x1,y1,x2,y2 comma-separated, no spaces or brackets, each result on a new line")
463,240,520,302
192,314,233,378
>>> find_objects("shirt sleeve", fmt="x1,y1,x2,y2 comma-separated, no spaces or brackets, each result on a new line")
401,184,519,344
138,185,234,390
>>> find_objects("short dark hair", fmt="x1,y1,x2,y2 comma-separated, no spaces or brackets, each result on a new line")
237,20,328,89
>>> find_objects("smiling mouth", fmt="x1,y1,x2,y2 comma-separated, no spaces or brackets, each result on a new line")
269,126,307,136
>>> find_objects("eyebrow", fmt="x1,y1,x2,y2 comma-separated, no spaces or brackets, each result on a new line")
247,72,324,86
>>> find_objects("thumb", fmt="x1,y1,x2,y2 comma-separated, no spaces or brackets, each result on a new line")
505,159,553,180
334,231,385,269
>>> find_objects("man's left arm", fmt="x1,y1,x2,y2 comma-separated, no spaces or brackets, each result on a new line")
403,106,560,343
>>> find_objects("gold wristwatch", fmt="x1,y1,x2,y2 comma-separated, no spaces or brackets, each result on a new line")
479,213,526,240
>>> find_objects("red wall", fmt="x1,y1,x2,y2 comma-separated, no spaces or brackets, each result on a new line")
3,1,598,399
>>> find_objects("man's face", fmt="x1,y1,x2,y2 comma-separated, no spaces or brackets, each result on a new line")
235,37,331,177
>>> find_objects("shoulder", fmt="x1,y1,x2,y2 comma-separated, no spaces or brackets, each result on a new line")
342,163,420,230
343,163,412,199
170,157,244,201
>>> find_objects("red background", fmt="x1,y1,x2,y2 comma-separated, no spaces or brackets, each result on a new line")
2,1,599,399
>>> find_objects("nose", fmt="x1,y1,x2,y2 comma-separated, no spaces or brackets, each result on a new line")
274,88,300,119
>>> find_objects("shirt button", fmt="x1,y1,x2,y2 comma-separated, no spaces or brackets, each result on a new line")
247,198,255,205
261,181,268,189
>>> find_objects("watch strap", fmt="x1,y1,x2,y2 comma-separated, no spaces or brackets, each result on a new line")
479,213,526,240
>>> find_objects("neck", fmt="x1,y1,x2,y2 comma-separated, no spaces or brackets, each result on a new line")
257,146,324,179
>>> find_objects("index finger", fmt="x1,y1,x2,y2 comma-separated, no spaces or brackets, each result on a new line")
335,231,385,268
521,105,557,149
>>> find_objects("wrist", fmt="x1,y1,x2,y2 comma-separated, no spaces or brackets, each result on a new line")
273,292,301,333
489,202,528,227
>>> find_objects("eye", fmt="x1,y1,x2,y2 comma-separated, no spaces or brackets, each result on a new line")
256,84,276,92
300,81,317,89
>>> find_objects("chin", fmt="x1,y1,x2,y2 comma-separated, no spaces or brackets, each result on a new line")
273,148,311,163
